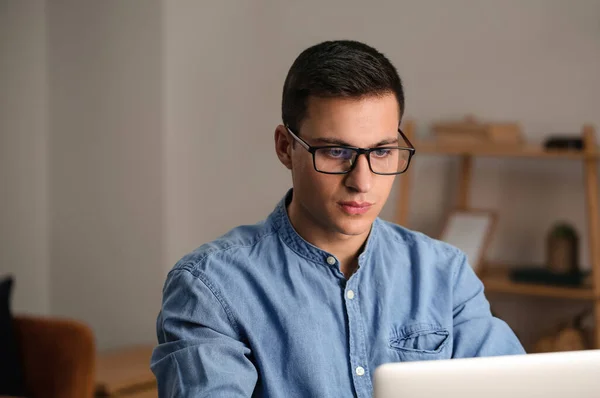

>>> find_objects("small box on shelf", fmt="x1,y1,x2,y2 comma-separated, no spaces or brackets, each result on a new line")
431,115,523,146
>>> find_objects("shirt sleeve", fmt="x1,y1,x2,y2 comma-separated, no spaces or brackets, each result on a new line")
151,267,258,397
451,252,526,357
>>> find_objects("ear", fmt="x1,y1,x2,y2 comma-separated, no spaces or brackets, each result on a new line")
274,125,293,170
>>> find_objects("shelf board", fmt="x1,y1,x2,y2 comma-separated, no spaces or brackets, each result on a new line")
480,267,596,300
414,140,599,160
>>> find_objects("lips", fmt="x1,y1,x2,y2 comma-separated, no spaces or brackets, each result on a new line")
338,201,373,215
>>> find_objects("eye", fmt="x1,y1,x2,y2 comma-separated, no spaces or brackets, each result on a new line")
372,148,392,158
324,148,353,159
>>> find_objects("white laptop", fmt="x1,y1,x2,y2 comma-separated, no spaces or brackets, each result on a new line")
373,349,600,398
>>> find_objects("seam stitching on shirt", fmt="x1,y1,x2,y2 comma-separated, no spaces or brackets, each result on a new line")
271,202,345,265
276,233,325,265
168,230,281,338
270,213,325,265
174,228,279,274
179,266,243,337
170,354,181,398
451,251,468,292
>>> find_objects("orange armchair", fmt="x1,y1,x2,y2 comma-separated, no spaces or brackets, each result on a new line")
12,315,96,398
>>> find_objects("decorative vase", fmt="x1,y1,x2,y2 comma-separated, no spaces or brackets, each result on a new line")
546,223,579,274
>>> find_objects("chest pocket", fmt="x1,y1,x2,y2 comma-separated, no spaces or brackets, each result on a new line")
389,322,451,362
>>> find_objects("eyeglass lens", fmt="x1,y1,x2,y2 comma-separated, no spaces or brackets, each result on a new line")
314,147,410,174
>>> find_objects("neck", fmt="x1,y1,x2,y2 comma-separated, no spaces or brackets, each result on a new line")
287,199,371,278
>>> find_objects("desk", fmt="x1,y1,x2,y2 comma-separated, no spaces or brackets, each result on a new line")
117,390,158,398
95,345,157,397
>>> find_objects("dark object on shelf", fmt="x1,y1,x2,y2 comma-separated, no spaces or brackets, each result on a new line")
509,267,588,287
544,136,584,151
546,222,579,274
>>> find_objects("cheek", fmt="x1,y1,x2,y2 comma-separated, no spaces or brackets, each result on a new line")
313,175,342,197
291,151,313,174
290,153,351,203
303,172,340,194
375,176,396,199
293,162,341,195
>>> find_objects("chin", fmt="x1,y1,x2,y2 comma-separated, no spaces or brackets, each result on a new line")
333,218,374,236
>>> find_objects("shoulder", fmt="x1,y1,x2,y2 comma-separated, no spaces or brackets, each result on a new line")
169,219,280,277
375,218,464,262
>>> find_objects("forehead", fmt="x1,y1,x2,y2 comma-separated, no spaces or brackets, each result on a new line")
301,94,400,146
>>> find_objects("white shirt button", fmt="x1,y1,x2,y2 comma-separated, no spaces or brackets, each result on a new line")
326,256,336,265
346,290,355,300
356,366,365,376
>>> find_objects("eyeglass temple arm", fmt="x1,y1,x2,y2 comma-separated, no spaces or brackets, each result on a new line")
285,126,311,151
399,128,415,150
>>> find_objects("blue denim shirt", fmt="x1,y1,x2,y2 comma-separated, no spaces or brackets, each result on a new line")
151,190,524,397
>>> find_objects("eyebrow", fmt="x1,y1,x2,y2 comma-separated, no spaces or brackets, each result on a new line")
312,136,400,147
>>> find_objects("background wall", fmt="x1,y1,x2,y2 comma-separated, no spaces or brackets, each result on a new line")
0,0,49,315
47,0,164,349
1,0,599,349
163,0,284,265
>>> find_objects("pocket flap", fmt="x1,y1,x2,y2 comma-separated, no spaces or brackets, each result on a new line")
389,322,449,354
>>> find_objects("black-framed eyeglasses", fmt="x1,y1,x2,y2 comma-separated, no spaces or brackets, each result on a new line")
285,126,416,175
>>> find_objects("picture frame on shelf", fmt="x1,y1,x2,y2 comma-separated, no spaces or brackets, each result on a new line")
439,209,497,272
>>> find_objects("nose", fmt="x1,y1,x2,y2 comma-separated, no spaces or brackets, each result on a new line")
344,153,372,193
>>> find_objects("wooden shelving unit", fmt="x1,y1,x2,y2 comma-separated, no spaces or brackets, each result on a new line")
396,121,600,348
414,140,600,160
481,267,595,301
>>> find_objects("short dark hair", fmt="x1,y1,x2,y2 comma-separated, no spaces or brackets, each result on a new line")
282,40,404,133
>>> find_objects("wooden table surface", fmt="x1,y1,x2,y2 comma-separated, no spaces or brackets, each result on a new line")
95,344,156,396
119,388,158,398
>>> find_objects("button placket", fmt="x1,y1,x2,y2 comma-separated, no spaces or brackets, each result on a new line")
344,274,372,397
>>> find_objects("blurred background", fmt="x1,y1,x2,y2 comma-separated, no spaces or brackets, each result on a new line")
1,0,600,394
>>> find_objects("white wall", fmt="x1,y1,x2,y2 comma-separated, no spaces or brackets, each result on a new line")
163,0,289,265
47,0,164,349
0,0,50,315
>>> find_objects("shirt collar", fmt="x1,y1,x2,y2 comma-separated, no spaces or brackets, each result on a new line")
269,188,379,267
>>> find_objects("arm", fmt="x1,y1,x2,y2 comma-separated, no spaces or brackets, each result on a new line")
451,253,525,357
151,267,258,397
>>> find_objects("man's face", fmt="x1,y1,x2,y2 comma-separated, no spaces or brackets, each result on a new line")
276,93,400,238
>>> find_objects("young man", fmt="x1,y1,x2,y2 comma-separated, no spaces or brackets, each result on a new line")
151,40,524,397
